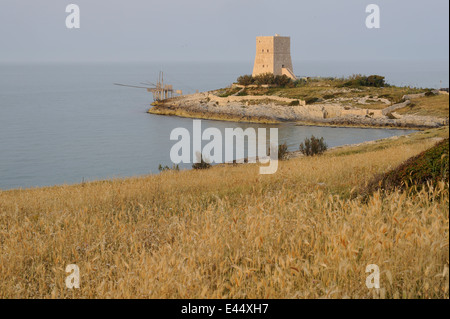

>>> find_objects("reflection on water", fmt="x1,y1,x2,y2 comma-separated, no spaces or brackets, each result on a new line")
0,63,417,189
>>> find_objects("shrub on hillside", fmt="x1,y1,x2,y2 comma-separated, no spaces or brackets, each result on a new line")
341,74,386,88
305,97,320,104
366,75,386,87
254,73,276,86
294,78,308,87
274,75,293,87
237,75,255,86
158,164,180,172
323,94,336,100
364,139,449,194
267,142,289,160
236,73,293,87
299,136,328,156
236,89,248,96
277,142,289,160
192,153,212,170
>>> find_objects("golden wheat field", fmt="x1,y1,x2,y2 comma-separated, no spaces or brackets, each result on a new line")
0,127,448,299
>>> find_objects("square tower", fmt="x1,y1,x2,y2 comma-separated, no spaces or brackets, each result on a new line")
252,34,296,80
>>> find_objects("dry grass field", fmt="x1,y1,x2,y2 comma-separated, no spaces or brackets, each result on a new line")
396,94,450,118
0,127,448,299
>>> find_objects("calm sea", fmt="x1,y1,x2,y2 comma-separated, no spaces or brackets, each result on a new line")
1,60,446,190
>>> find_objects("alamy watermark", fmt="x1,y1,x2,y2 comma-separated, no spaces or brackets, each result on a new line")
66,4,80,29
169,120,279,174
365,264,380,289
366,4,380,29
66,4,380,30
65,264,80,289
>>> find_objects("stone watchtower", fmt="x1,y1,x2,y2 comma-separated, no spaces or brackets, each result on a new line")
252,34,296,80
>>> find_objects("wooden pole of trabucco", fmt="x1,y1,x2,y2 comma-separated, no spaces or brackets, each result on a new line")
114,70,179,101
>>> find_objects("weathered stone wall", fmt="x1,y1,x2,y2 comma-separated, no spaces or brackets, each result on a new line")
206,93,305,106
252,35,295,79
154,92,447,128
252,37,274,76
273,36,293,77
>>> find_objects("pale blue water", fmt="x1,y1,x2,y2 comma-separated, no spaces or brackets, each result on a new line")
0,61,443,190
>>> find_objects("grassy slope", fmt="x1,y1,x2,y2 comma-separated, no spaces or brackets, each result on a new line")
219,78,431,110
218,78,449,118
271,85,423,108
396,94,450,118
0,127,448,298
154,81,448,128
365,138,449,194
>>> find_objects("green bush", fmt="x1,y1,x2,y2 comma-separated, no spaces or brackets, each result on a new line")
299,136,328,156
268,142,289,160
366,75,386,87
254,73,276,86
236,89,248,96
341,74,386,88
365,139,449,193
236,75,255,86
305,97,320,104
274,75,293,87
294,78,308,87
158,164,180,172
236,73,293,87
277,142,289,160
192,153,212,170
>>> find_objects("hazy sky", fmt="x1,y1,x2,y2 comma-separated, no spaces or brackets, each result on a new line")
0,0,448,63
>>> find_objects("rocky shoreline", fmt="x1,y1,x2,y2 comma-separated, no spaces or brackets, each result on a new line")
148,90,449,129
